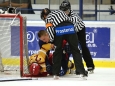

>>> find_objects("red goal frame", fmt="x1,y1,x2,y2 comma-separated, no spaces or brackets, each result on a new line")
0,14,24,77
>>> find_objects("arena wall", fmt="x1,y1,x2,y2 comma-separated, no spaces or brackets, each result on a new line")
26,21,115,68
1,21,115,68
29,4,115,21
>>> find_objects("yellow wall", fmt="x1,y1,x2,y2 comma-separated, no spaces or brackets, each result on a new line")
2,58,115,68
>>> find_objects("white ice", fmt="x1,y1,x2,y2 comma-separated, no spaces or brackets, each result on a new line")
0,68,115,86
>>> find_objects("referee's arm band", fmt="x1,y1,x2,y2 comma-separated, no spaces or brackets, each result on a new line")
46,23,53,28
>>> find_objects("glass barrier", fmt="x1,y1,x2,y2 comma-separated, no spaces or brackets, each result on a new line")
83,0,96,21
31,0,115,21
0,0,115,21
82,0,115,21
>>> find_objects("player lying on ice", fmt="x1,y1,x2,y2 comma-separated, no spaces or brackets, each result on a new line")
28,33,74,77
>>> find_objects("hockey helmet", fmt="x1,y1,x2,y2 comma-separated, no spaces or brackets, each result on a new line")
7,7,17,14
29,62,41,76
59,0,71,11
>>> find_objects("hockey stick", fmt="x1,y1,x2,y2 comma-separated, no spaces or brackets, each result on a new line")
0,78,33,82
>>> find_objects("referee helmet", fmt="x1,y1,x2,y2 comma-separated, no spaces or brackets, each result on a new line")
59,0,71,11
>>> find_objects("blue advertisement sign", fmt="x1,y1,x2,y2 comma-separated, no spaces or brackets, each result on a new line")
11,26,45,56
85,27,110,58
11,26,20,56
27,26,45,55
11,26,110,58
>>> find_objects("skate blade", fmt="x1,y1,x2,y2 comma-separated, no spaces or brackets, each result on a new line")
79,74,87,80
88,70,94,74
53,76,59,80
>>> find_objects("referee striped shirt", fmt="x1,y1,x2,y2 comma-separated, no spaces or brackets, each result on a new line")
70,10,85,32
45,10,84,42
45,10,71,42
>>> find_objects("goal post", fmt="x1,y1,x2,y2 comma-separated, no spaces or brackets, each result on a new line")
0,14,29,78
0,51,4,72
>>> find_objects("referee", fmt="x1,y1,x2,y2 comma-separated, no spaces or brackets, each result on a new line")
59,0,95,73
40,8,87,79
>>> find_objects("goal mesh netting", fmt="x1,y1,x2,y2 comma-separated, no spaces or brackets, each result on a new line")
0,14,29,78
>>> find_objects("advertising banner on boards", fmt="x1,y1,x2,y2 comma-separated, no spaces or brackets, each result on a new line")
11,26,110,58
85,27,110,58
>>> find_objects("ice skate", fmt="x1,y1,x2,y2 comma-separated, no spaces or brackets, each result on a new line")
88,67,94,74
76,71,88,80
79,74,87,80
76,72,80,78
53,75,59,80
80,71,88,80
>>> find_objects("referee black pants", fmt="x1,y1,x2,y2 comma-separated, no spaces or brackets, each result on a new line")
52,33,86,75
77,26,95,69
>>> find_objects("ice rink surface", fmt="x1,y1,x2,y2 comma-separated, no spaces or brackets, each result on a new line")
0,68,115,86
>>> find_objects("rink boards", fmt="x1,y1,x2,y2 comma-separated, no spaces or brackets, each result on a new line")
2,21,115,68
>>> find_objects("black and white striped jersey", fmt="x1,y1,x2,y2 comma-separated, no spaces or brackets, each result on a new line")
45,10,71,42
45,10,84,42
70,10,85,32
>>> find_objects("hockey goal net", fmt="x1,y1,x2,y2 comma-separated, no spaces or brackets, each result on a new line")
0,14,30,78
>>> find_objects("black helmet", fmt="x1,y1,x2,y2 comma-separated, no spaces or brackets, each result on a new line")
40,8,51,21
59,0,71,11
